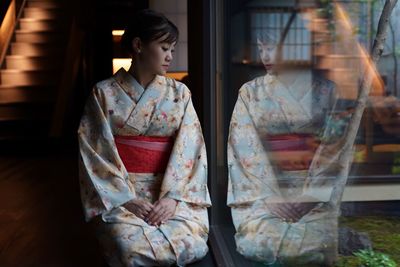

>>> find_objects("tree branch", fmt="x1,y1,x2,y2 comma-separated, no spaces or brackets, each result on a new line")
329,0,398,207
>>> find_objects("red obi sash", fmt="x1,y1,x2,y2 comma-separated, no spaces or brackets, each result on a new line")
266,133,320,171
114,135,174,173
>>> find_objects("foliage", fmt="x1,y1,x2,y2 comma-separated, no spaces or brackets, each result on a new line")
336,216,400,267
353,249,397,267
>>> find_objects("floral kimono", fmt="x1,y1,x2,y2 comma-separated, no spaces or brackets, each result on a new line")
227,71,353,266
78,68,211,267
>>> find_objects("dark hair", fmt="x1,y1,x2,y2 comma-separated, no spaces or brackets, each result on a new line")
121,9,179,54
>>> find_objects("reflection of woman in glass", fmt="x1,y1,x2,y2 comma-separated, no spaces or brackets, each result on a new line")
78,9,211,266
227,31,350,266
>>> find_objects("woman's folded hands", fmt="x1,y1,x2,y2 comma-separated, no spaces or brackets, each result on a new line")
123,197,178,226
264,195,319,223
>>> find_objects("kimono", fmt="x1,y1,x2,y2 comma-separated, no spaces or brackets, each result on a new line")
227,71,353,266
77,68,211,267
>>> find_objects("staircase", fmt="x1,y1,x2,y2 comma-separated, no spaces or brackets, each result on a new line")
0,0,69,141
310,2,377,100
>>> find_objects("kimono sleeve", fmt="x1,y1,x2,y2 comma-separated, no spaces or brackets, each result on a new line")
77,85,135,222
159,86,211,207
227,85,282,206
303,82,356,202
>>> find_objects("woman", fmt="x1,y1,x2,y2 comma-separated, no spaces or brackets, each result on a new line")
227,32,353,266
78,9,211,267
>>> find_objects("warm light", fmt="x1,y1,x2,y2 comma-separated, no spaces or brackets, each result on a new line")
165,72,188,80
112,58,131,74
112,58,188,81
335,2,385,96
305,2,385,99
112,30,125,36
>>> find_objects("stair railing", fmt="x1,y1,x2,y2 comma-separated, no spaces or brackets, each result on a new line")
0,0,27,71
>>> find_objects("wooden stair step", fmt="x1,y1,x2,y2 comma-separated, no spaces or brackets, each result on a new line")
0,70,59,86
24,7,65,19
336,81,359,89
5,55,63,71
319,68,360,72
313,32,332,42
28,0,64,2
0,85,55,104
310,18,330,33
19,18,68,31
315,55,364,69
313,43,333,55
28,0,62,1
15,30,66,44
313,29,330,34
11,42,65,56
312,18,329,23
27,1,64,8
335,81,359,87
317,54,365,58
24,7,66,19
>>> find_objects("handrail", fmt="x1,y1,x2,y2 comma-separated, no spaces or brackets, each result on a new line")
0,0,27,70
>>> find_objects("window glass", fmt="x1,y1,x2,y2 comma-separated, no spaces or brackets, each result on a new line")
215,1,400,266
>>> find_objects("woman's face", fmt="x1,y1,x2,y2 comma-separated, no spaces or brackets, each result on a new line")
139,34,176,76
257,38,277,73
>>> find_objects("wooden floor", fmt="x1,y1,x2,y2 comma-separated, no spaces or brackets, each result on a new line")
0,147,216,267
0,152,106,267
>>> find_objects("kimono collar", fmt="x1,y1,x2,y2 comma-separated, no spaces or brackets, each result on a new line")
283,72,312,98
262,72,279,86
113,68,165,103
266,71,312,101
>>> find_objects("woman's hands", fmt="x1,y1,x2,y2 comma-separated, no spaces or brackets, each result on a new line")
264,195,319,223
265,196,302,222
123,197,178,226
123,199,154,220
146,198,178,226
